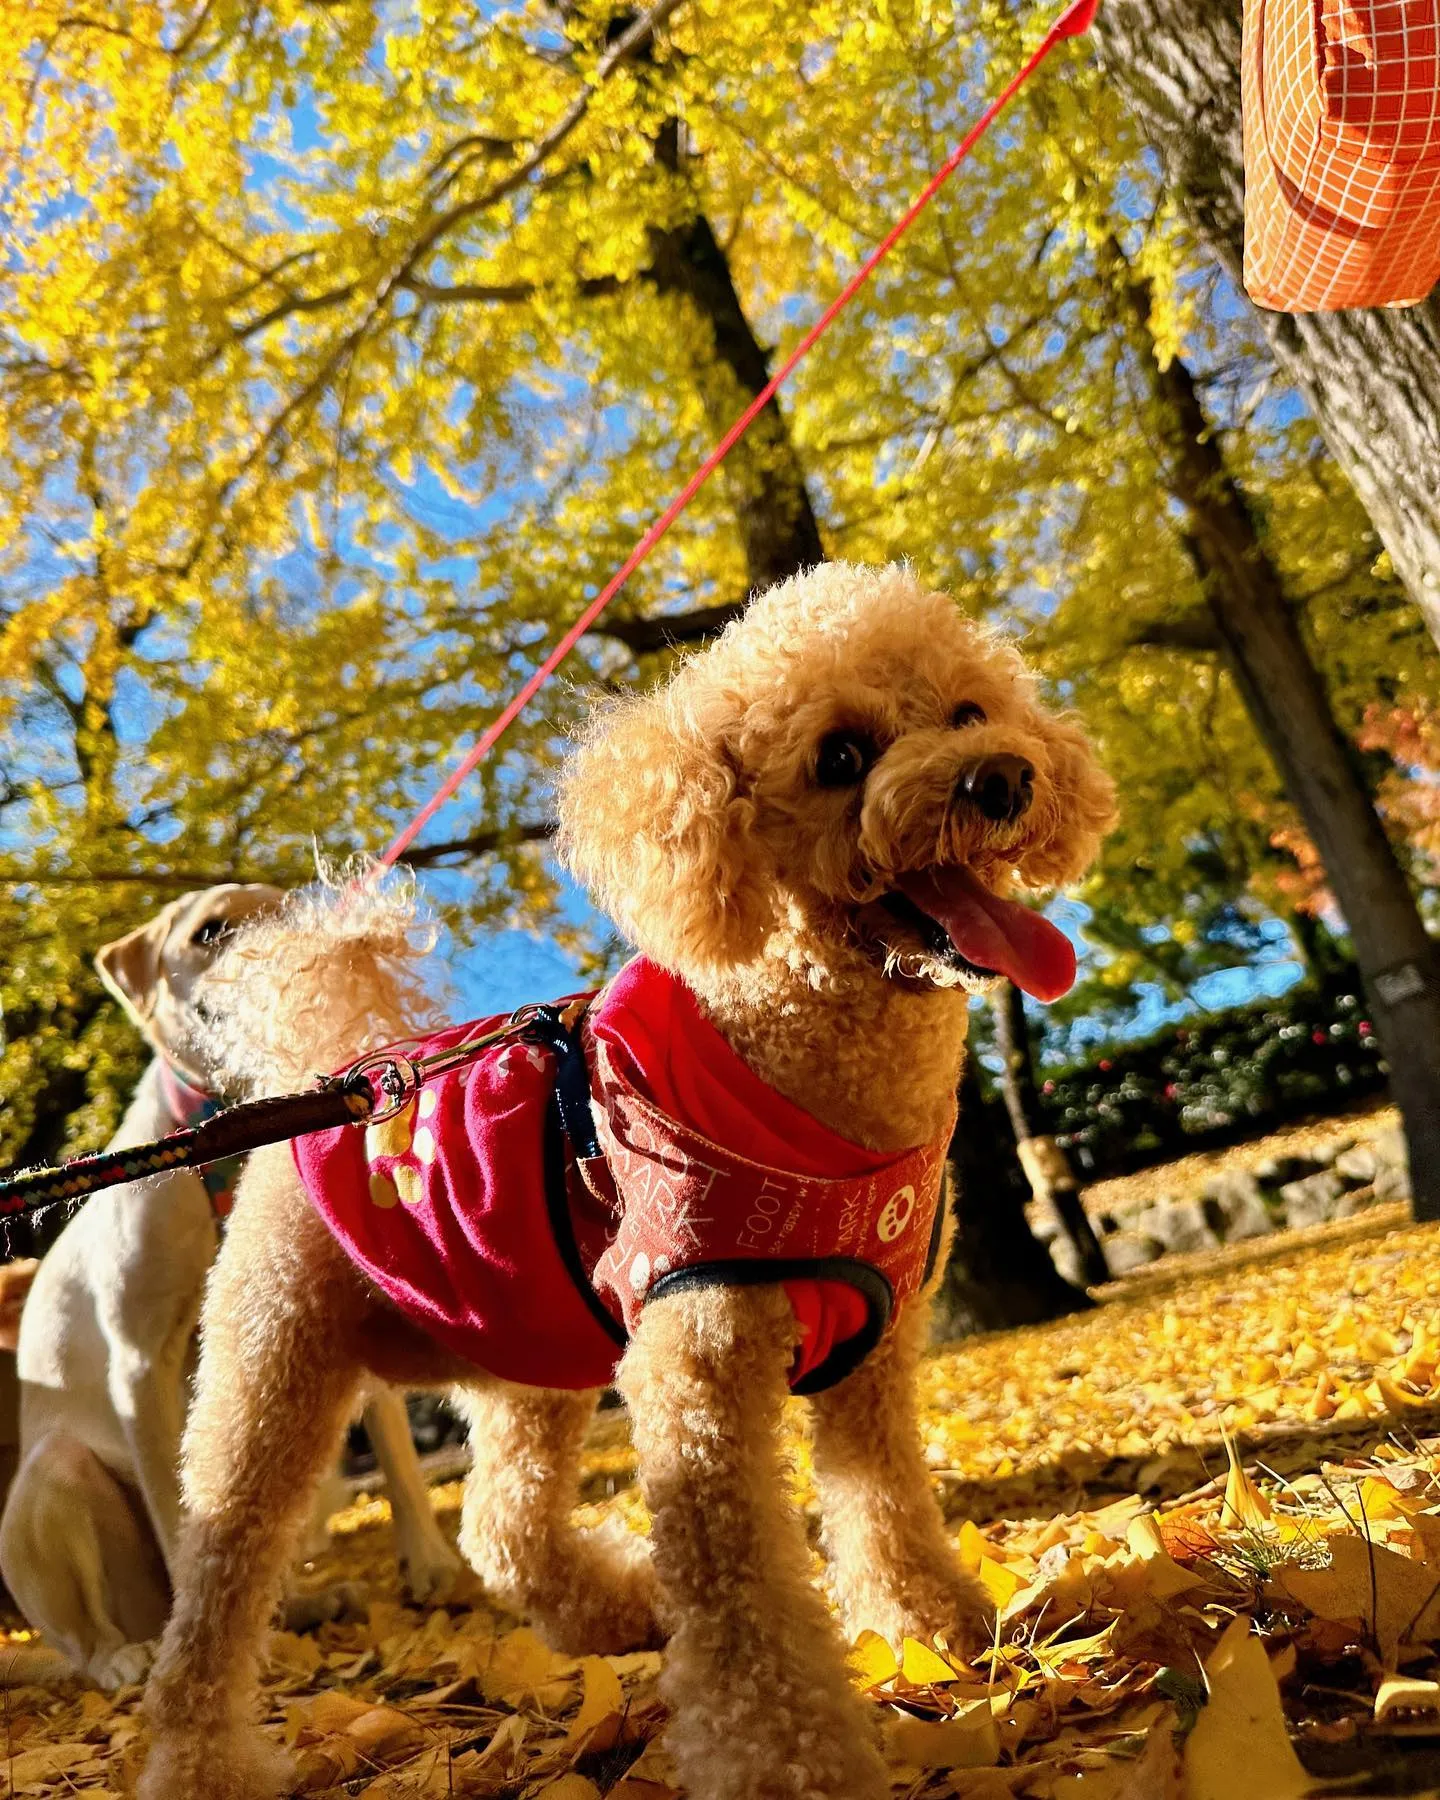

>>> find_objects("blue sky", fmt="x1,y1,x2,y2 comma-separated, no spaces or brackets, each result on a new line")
455,916,588,1013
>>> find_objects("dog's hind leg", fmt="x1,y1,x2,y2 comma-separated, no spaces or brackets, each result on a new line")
138,1147,369,1800
452,1382,660,1654
809,1302,992,1657
362,1386,461,1605
620,1285,889,1800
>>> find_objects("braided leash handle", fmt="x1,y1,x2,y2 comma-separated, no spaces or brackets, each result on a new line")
0,1079,375,1260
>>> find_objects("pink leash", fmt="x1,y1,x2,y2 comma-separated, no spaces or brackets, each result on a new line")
379,0,1100,870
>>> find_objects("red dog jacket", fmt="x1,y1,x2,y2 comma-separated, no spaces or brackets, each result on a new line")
293,959,953,1393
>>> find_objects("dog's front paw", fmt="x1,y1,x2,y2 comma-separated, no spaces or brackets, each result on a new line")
136,1726,292,1800
840,1569,996,1667
897,1574,997,1665
88,1638,155,1691
663,1621,889,1800
398,1532,463,1607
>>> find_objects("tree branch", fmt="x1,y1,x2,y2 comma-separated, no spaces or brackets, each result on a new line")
586,600,744,654
0,822,558,888
397,272,622,306
398,819,555,867
1126,612,1223,654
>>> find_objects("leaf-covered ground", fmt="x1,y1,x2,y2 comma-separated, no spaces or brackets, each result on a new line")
11,1205,1440,1797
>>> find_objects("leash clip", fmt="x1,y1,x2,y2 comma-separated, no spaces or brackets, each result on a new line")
345,1052,421,1124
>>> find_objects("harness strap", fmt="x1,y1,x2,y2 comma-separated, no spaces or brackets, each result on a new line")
647,1258,894,1395
517,1001,602,1161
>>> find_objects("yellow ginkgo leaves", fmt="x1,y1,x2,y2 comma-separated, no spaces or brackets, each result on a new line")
1183,1619,1309,1800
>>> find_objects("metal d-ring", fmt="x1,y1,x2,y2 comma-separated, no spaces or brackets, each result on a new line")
348,1051,422,1124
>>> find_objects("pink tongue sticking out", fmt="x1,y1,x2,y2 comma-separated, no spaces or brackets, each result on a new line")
895,867,1077,1002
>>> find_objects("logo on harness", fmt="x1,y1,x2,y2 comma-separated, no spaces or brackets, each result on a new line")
877,1185,916,1243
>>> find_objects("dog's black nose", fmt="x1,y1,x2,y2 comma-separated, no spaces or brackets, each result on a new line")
959,754,1035,823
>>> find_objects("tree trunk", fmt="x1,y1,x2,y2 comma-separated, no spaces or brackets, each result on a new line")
1117,265,1440,1219
934,1056,1095,1340
584,13,824,603
647,124,826,595
991,983,1110,1286
1091,0,1440,649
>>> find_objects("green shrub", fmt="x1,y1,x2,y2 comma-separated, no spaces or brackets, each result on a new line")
1039,989,1384,1177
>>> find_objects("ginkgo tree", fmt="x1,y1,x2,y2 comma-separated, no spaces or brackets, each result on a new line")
4,0,1440,1234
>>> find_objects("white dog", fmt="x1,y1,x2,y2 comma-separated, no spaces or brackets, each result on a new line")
0,884,460,1688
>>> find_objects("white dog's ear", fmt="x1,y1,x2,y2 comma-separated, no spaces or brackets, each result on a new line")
95,900,182,1030
558,687,776,975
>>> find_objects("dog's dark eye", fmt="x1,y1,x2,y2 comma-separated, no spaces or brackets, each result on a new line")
952,702,987,728
191,918,231,946
815,731,877,788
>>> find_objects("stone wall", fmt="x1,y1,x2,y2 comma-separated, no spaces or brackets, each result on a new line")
1035,1127,1412,1282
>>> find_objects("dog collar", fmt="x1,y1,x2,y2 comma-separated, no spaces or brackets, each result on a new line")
157,1062,241,1219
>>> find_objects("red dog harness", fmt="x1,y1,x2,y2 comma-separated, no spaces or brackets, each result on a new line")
293,960,953,1394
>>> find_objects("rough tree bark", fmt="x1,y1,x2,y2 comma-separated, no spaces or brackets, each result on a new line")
991,984,1110,1286
1092,0,1440,649
648,125,826,594
1111,255,1440,1219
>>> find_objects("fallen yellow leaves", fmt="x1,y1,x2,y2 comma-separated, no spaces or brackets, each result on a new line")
14,1218,1440,1795
1183,1618,1308,1800
565,1656,627,1752
1281,1534,1440,1665
886,1703,999,1771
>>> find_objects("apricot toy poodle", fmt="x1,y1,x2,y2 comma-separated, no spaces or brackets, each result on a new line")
137,561,1114,1800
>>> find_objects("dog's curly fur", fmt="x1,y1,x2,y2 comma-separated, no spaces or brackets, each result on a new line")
136,563,1113,1800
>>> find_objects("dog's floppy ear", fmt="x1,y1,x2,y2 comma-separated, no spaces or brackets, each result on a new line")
1020,710,1117,889
558,686,776,975
95,899,183,1033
